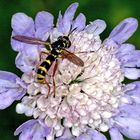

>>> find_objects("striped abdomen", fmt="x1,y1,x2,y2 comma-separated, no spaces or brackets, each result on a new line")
37,54,57,83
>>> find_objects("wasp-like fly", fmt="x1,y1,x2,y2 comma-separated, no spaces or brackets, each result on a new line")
12,35,84,96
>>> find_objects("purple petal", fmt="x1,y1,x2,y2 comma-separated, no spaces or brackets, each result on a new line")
109,18,138,44
87,129,107,140
19,131,33,140
117,104,140,120
77,134,92,140
113,115,140,139
11,13,35,35
35,11,53,30
39,120,52,137
117,44,135,56
0,89,24,109
123,51,140,67
0,79,19,88
85,20,106,35
15,52,34,74
11,13,35,51
72,13,86,31
125,82,140,104
16,120,38,140
22,44,40,61
103,39,118,50
56,11,63,30
14,119,37,135
0,71,18,82
117,44,140,67
32,131,44,140
11,36,25,52
15,45,39,74
56,128,75,140
123,67,140,79
0,71,26,109
122,51,140,67
57,3,78,34
35,11,54,39
11,31,37,52
109,128,124,140
15,119,51,140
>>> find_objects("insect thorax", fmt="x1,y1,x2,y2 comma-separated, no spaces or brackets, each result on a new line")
53,36,71,49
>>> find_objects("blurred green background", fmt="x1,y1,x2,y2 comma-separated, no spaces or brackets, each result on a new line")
0,0,139,140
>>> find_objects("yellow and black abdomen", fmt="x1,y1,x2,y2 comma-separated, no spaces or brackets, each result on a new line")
37,41,63,83
37,54,57,83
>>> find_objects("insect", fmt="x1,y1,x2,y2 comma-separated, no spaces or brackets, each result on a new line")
12,35,84,97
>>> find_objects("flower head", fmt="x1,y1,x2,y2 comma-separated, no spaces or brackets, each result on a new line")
0,2,140,140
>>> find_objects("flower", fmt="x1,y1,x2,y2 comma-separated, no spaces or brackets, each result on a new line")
0,2,140,140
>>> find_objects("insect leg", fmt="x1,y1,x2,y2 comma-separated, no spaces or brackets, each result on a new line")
44,79,51,98
75,50,95,54
41,51,50,55
52,60,58,97
40,51,50,61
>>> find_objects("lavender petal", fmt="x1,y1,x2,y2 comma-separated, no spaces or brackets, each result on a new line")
0,79,19,88
11,13,35,51
72,13,86,31
117,104,140,120
15,45,39,74
109,18,138,44
57,2,78,34
85,19,106,35
56,128,75,140
87,129,107,140
15,119,51,140
11,35,25,52
116,43,140,80
15,52,34,74
123,67,140,80
108,81,140,139
125,81,140,104
0,89,24,109
35,11,54,39
11,13,35,35
113,115,140,140
117,44,140,67
0,71,26,109
109,128,124,140
14,119,37,135
56,11,63,31
123,50,140,67
0,71,18,82
77,134,92,140
116,44,135,57
19,131,33,140
31,131,44,140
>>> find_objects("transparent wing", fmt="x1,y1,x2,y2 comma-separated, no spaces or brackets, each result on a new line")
12,35,48,45
61,49,84,67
